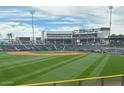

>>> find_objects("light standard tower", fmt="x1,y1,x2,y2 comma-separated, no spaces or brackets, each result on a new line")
30,10,35,44
109,6,113,36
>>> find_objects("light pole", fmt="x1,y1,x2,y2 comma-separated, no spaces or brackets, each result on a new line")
30,10,35,44
109,6,113,36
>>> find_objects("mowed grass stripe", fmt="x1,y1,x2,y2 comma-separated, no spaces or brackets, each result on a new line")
1,52,124,86
0,53,53,65
0,55,71,81
82,55,111,85
0,55,17,61
87,55,111,77
0,53,11,59
100,55,124,76
0,56,51,68
0,54,86,85
76,54,106,79
0,52,33,62
0,56,58,71
17,54,89,85
24,54,102,84
9,54,88,85
0,55,69,79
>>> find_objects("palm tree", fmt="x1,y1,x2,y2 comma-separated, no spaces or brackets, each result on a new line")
0,34,2,39
7,33,13,42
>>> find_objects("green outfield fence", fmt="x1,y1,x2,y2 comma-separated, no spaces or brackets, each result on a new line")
18,74,124,86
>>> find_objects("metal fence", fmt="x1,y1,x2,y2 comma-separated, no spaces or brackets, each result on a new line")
18,74,124,86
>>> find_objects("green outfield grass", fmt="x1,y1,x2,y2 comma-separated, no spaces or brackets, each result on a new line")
0,52,124,86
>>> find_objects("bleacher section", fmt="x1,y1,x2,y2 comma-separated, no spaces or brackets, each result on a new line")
0,43,124,55
0,44,47,51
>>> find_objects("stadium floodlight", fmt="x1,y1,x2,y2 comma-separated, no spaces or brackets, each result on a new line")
30,10,35,44
109,6,113,36
76,39,80,43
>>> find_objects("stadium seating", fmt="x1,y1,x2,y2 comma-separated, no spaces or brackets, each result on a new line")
0,41,124,55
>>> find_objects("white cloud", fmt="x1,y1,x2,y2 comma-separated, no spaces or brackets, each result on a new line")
111,24,124,35
0,22,43,39
36,6,104,16
46,26,80,31
0,6,124,35
48,21,82,25
35,6,111,27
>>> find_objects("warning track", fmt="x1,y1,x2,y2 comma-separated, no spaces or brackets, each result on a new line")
7,51,84,56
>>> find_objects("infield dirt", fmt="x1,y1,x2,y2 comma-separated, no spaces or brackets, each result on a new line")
7,51,85,56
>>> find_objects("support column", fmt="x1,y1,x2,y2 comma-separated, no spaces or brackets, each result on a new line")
101,78,104,86
53,83,56,86
122,76,124,86
79,81,82,86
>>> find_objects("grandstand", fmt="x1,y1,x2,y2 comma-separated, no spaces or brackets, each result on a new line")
0,27,124,55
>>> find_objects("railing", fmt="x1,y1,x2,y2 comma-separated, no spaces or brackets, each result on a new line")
18,74,124,86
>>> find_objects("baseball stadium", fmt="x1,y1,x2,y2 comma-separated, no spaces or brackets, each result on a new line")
0,6,124,86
